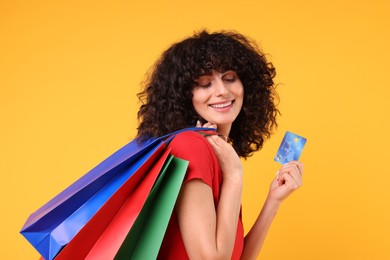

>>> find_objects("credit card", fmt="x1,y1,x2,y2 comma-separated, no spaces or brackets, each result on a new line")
274,131,307,164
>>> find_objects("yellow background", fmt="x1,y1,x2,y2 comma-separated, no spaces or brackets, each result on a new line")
1,0,389,259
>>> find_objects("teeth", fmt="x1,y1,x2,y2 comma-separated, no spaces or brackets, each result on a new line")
210,101,232,108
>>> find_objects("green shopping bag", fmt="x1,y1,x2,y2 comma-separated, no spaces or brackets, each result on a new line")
114,155,188,259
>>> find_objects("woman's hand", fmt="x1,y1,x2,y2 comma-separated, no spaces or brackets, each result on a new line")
196,121,242,181
267,161,304,204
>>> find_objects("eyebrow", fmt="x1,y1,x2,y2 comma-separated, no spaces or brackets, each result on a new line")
198,70,236,78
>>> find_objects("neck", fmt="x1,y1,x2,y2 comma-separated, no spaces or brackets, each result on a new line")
217,124,231,138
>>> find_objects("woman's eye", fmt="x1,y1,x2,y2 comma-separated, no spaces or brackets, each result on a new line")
223,72,237,82
196,79,212,88
224,77,236,82
199,82,212,88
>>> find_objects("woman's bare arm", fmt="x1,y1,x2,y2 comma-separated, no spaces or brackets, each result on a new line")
176,134,243,259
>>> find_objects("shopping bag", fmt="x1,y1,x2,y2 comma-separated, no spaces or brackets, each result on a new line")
54,147,172,259
114,156,188,259
21,127,215,260
22,141,164,260
66,154,188,260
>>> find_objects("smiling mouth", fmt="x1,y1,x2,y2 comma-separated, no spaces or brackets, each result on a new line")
209,101,233,108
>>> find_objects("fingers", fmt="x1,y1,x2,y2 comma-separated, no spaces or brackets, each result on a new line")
195,120,217,129
202,122,217,129
277,170,301,189
195,120,215,128
206,134,225,149
276,161,303,188
195,121,228,141
276,161,303,176
206,135,235,160
287,161,304,176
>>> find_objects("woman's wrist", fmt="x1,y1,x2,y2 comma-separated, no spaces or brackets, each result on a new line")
223,169,243,185
264,195,282,212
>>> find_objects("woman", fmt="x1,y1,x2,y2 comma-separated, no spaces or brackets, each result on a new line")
137,30,303,259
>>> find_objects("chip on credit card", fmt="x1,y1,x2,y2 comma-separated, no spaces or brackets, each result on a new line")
274,131,307,164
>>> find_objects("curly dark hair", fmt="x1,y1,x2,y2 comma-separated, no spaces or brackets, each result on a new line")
136,30,279,158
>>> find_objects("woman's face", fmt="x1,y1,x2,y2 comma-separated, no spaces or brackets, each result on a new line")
192,70,244,135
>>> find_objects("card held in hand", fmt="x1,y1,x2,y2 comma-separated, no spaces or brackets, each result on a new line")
274,131,307,164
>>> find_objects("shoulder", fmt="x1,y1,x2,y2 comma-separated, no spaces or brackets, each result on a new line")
168,131,213,159
168,131,219,188
170,131,210,147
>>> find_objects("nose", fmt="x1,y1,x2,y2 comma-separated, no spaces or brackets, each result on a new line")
214,78,229,96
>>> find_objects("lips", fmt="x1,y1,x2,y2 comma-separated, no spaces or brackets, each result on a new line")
209,101,233,109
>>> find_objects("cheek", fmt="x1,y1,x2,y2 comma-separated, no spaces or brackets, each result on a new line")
235,84,244,109
238,88,244,99
237,81,244,96
192,98,205,116
191,94,201,116
236,83,244,97
191,89,208,108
